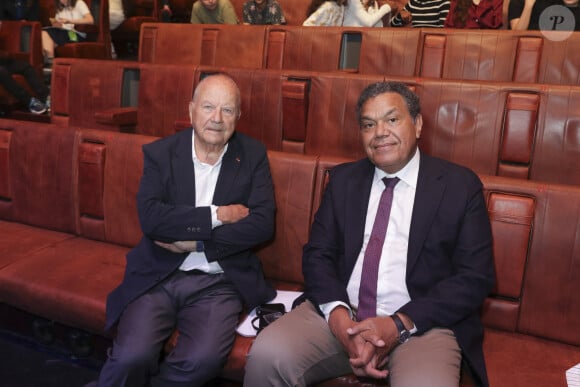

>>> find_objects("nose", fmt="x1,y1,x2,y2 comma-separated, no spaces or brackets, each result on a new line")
211,108,223,123
375,120,391,137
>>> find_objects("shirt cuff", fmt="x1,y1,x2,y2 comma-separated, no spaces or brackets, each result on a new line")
319,301,353,322
211,205,222,229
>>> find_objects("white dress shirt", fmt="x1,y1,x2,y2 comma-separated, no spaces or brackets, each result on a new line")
320,149,420,321
179,134,226,273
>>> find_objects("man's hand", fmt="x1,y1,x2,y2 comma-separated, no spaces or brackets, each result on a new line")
345,316,402,379
217,204,249,224
328,307,365,361
328,308,389,379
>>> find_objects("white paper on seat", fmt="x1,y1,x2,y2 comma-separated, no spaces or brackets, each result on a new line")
236,290,302,337
567,363,580,387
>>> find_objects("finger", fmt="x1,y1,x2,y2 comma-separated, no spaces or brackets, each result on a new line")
346,321,371,336
362,366,389,380
351,366,367,377
347,325,386,348
359,331,386,347
378,354,389,368
349,342,375,368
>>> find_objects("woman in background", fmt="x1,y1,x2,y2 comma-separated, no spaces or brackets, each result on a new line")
303,0,347,26
41,0,94,66
445,0,503,28
391,0,450,27
343,0,399,26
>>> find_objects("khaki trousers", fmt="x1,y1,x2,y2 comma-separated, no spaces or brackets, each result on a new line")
244,300,461,387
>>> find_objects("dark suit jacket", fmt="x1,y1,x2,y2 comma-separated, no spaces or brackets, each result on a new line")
105,129,276,331
302,152,495,387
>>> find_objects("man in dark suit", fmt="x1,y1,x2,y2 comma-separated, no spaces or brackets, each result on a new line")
96,73,276,386
244,81,495,387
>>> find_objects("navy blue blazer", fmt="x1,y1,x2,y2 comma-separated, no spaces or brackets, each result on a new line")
105,129,276,331
302,152,495,387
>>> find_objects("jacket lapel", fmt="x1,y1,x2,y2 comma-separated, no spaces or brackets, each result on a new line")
344,159,375,273
172,129,197,205
407,155,445,275
213,134,242,205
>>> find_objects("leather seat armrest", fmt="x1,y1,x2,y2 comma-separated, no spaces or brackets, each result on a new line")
95,107,138,126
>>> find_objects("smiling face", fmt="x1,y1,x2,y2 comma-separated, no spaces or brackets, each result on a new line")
189,74,241,156
359,92,422,174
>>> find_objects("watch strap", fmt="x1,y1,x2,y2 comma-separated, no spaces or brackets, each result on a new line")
391,313,410,343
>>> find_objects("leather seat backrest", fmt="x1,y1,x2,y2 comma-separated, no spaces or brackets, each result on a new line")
358,28,421,77
135,63,196,137
51,58,128,129
482,175,580,345
418,30,521,82
538,32,580,86
76,128,156,246
257,151,319,287
529,84,580,186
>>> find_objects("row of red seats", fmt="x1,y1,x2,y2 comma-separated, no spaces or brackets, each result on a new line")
0,121,578,386
50,58,580,188
138,23,580,86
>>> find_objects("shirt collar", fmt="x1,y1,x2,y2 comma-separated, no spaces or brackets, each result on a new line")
374,148,420,189
191,131,228,166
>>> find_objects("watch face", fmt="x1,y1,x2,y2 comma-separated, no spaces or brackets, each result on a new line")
399,330,411,343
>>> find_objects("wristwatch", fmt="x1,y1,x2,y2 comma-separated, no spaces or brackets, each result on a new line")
391,314,411,344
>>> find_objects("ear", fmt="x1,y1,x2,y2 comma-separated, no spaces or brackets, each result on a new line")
414,113,423,139
189,101,195,123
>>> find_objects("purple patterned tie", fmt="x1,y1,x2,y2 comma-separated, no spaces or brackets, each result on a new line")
357,177,399,321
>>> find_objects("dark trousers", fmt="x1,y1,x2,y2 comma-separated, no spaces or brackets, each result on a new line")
0,57,49,106
97,270,243,387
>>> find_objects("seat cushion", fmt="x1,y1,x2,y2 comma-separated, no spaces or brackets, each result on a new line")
484,328,580,387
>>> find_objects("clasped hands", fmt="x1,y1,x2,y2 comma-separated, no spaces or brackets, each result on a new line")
329,307,400,380
154,204,248,253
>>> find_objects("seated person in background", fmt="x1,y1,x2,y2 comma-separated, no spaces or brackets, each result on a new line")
509,0,579,30
41,0,94,66
343,0,401,27
161,0,173,22
303,0,347,26
445,0,503,28
391,0,450,26
0,0,39,20
244,81,495,387
0,53,49,114
242,0,286,25
109,0,125,30
108,0,125,58
190,0,239,24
